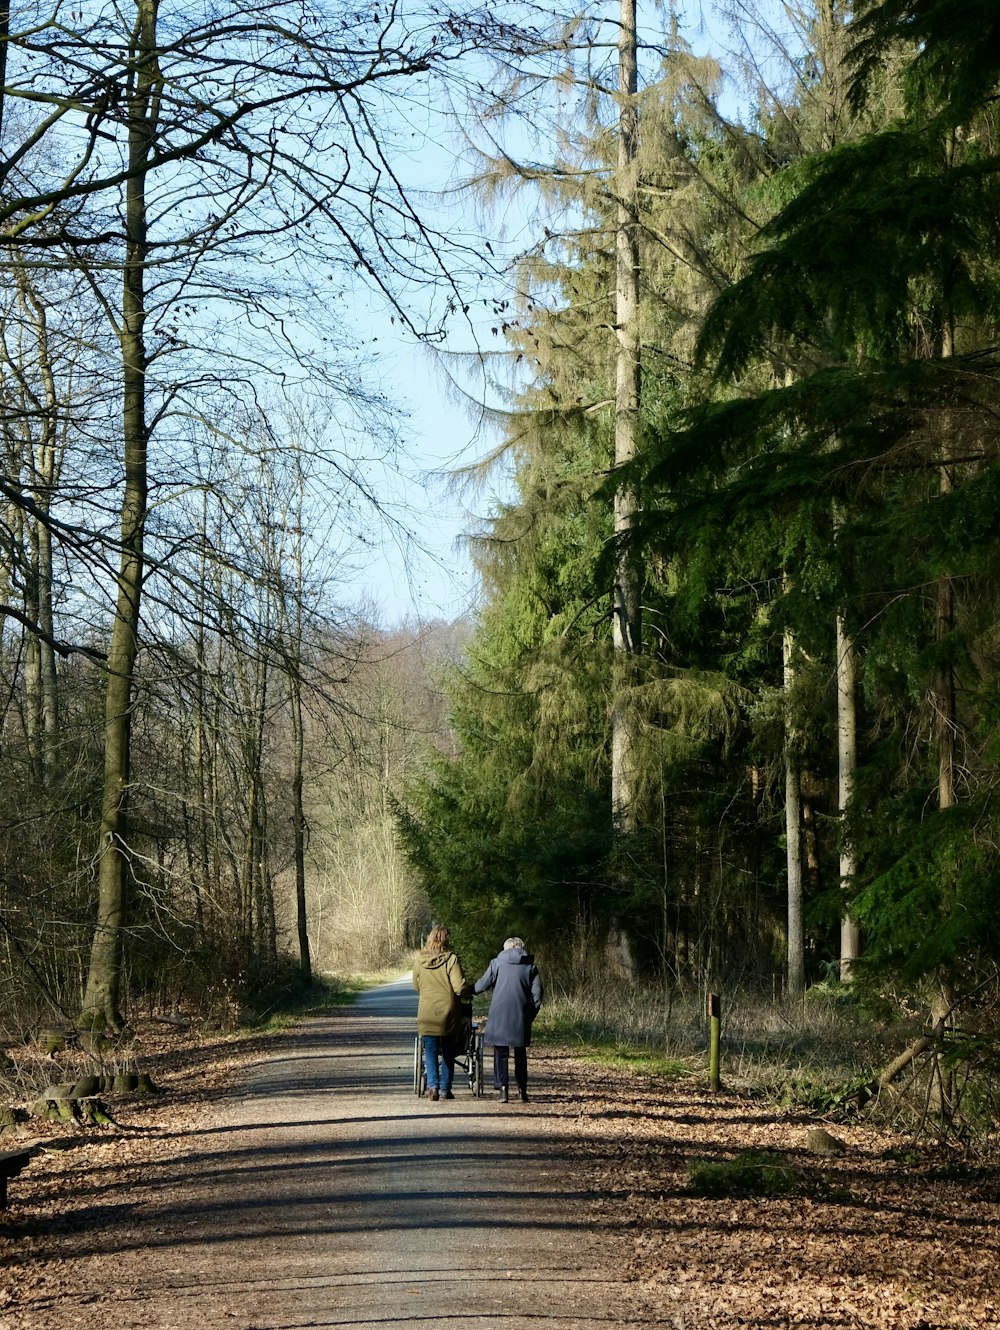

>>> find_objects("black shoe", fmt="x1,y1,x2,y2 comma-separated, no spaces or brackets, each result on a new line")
443,1090,455,1100
497,1087,508,1103
430,1088,439,1101
518,1090,529,1102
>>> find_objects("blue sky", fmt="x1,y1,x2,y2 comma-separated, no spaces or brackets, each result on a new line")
353,333,493,626
345,124,532,626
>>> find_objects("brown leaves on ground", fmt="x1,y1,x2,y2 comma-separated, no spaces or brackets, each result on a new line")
0,1023,276,1328
1,1027,999,1330
553,1050,1000,1329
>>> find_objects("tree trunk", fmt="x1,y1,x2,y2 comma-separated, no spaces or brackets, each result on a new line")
935,481,956,812
836,611,860,978
801,793,820,896
610,0,642,832
934,208,958,812
290,473,311,983
291,672,311,983
783,619,805,998
0,0,8,148
13,266,63,784
80,0,159,1031
191,490,212,935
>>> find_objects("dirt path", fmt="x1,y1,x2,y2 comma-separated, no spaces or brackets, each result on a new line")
4,980,645,1330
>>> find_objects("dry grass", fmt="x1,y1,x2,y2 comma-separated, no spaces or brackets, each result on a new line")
535,981,1000,1145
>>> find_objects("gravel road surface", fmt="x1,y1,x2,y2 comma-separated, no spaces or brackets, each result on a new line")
43,978,643,1330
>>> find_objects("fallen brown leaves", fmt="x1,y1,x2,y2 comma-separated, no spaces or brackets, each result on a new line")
0,1022,276,1329
551,1051,1000,1329
1,1026,998,1330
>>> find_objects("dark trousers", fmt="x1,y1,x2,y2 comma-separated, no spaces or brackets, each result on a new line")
493,1045,527,1093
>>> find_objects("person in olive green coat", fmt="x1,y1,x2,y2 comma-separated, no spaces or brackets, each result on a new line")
413,925,468,1101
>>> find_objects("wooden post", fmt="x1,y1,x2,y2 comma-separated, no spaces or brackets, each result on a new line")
708,992,721,1092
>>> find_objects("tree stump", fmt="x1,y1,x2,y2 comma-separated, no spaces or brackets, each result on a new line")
40,1028,75,1055
70,1075,104,1098
806,1126,846,1155
29,1068,159,1125
0,1106,29,1138
31,1092,116,1126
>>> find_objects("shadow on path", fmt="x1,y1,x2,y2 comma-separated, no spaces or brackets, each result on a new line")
15,978,639,1330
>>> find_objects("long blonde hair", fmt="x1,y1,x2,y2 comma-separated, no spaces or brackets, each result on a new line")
422,925,451,954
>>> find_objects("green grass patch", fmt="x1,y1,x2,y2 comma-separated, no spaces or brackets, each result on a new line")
687,1150,802,1198
534,1008,595,1039
531,1011,696,1079
586,1046,695,1080
539,1037,696,1079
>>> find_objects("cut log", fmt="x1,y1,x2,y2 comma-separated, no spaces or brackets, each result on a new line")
149,1013,191,1030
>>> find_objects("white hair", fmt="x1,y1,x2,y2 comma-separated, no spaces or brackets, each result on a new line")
504,936,525,950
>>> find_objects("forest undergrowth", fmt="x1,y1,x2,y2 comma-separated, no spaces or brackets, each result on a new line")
537,983,1000,1151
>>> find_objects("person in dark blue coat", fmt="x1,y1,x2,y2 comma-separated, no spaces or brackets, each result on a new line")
473,937,543,1103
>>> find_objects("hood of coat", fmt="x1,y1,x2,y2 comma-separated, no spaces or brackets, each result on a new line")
498,947,534,967
419,951,453,971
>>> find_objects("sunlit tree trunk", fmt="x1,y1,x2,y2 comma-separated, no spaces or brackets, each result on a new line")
290,672,311,980
236,639,273,959
19,272,63,782
0,0,8,147
610,0,642,831
929,321,957,1115
3,261,67,785
80,0,159,1030
189,491,213,935
813,1,862,983
783,614,805,998
801,789,820,896
289,472,311,983
836,611,860,978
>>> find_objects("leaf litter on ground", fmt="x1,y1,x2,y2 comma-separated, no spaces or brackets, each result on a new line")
0,1024,997,1329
